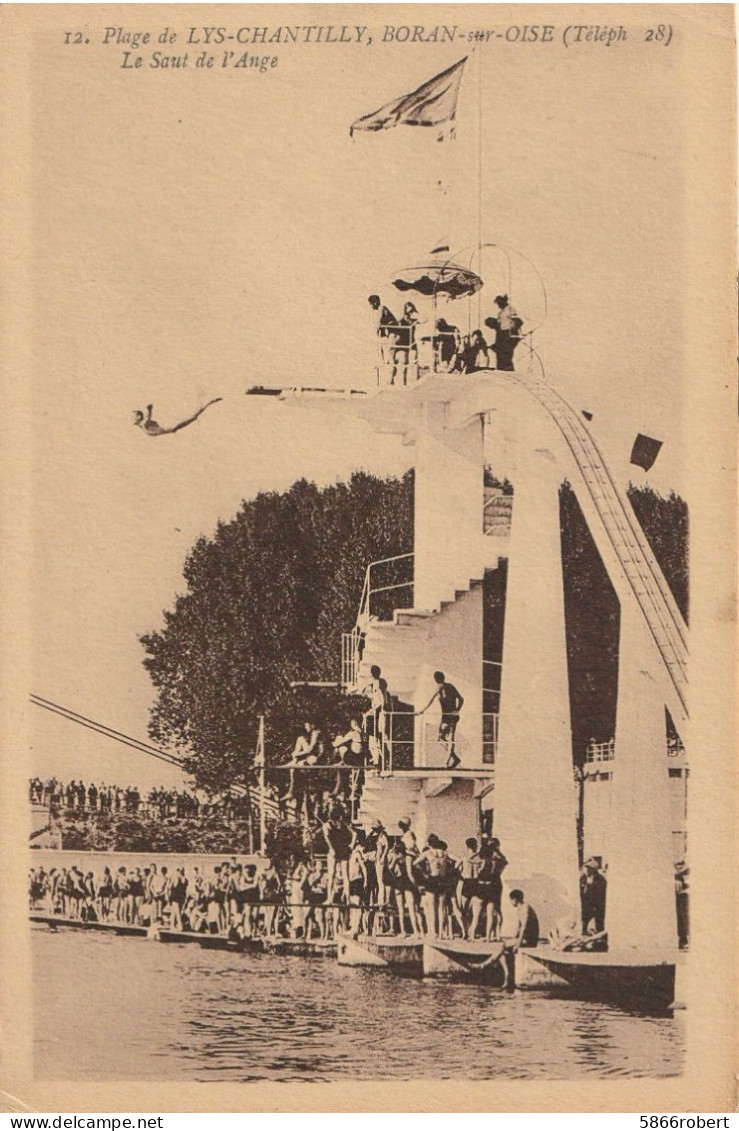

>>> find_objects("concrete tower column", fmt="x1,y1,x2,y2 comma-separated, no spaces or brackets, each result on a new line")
604,609,677,952
493,447,581,936
413,407,484,611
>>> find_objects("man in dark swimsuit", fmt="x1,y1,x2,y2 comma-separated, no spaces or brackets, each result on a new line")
416,671,464,769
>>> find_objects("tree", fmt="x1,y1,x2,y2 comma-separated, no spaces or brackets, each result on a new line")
141,471,413,793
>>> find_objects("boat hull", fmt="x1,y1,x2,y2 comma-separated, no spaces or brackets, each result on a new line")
527,949,679,1013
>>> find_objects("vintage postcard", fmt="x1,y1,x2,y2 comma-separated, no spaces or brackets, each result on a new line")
1,2,736,1114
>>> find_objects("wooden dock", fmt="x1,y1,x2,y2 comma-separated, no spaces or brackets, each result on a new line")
31,913,147,938
30,914,336,956
337,932,424,974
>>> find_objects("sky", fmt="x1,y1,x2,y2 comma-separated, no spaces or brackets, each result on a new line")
23,9,696,788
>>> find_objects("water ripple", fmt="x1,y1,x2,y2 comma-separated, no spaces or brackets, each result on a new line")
33,930,684,1081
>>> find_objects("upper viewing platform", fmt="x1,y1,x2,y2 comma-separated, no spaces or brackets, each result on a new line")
247,242,546,437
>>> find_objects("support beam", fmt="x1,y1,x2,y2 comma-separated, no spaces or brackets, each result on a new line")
493,447,581,936
604,610,677,952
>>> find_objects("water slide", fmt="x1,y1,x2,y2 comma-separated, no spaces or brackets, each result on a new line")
511,371,688,729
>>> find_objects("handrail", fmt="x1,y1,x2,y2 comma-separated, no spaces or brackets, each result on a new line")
367,551,414,570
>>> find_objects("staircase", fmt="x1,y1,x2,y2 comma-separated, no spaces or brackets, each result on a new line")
356,579,484,702
357,771,423,831
484,489,513,536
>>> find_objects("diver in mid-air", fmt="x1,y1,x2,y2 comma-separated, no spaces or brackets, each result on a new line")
133,398,223,436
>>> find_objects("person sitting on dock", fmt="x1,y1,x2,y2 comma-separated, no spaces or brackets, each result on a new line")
416,671,464,769
498,889,540,991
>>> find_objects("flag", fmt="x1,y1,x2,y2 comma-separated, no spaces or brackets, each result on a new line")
630,433,663,471
229,783,249,798
350,58,467,140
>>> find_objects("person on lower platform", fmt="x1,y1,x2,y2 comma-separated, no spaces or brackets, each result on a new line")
385,836,421,937
476,837,508,940
460,837,485,940
499,889,540,990
322,805,353,907
348,832,369,937
580,856,607,934
332,716,367,802
281,720,324,808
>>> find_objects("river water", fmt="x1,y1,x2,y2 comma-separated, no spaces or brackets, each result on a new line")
33,927,684,1081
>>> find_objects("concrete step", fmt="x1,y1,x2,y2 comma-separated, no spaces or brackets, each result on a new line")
357,773,423,831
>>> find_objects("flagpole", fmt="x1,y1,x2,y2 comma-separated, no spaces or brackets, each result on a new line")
477,44,484,331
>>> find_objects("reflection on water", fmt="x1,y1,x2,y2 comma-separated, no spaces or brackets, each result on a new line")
33,928,684,1081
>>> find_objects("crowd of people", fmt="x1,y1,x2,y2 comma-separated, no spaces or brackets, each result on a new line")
29,778,202,820
370,292,525,384
28,811,537,948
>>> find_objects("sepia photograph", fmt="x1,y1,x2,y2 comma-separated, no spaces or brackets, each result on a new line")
2,2,736,1113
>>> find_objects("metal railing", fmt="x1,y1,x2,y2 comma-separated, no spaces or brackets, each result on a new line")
584,740,615,764
374,710,500,773
341,553,414,689
583,736,686,764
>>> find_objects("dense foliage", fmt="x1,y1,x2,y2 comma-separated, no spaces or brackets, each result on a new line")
141,470,687,790
56,813,253,854
141,472,413,792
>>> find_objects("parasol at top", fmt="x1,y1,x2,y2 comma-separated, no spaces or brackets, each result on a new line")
392,252,483,300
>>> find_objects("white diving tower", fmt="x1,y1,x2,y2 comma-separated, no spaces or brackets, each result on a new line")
274,369,688,952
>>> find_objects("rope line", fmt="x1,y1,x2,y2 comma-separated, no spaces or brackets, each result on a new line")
29,694,184,768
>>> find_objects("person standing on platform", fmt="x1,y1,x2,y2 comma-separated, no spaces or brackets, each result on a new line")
322,806,353,908
476,838,508,940
675,861,689,949
362,665,387,766
580,856,607,934
368,294,399,383
485,294,523,372
416,671,464,769
460,837,485,940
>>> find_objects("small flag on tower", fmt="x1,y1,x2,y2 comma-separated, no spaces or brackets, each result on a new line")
350,57,467,141
630,433,663,471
